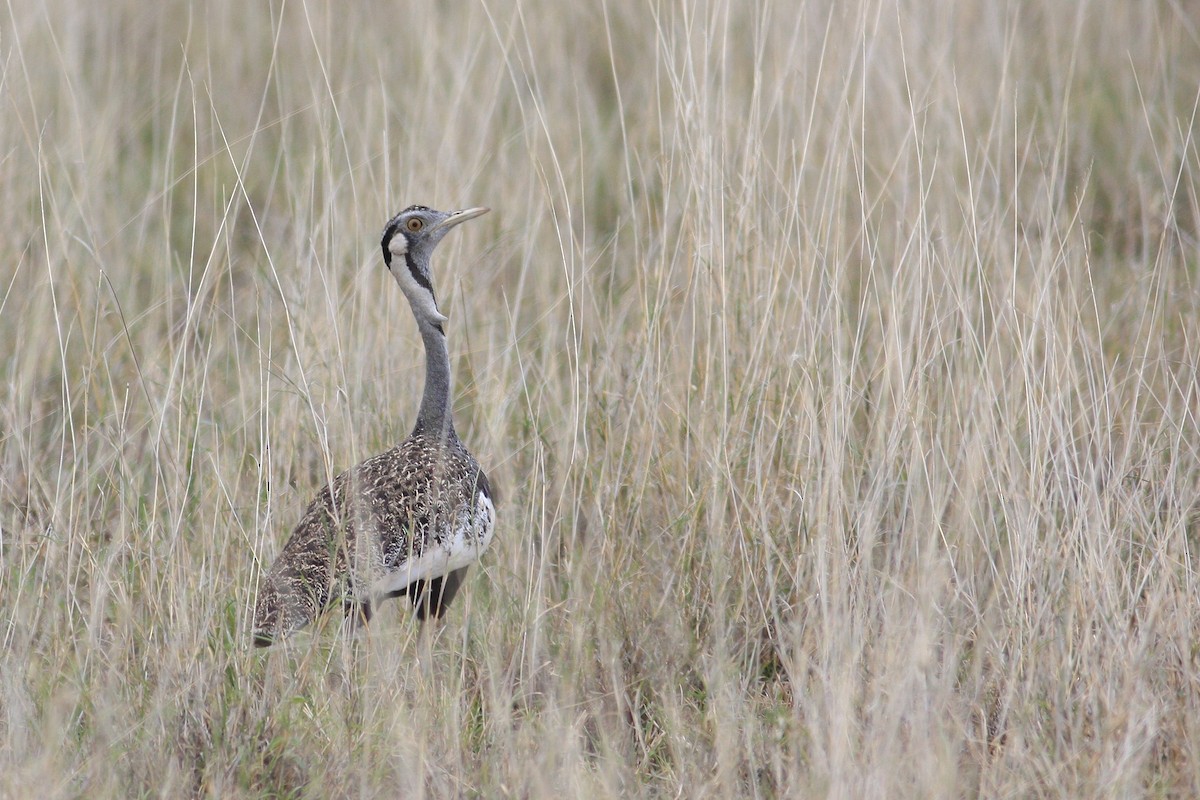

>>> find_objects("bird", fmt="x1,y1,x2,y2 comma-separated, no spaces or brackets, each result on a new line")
252,205,497,647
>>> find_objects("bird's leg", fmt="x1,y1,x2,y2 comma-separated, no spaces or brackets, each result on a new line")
344,597,372,630
413,612,437,675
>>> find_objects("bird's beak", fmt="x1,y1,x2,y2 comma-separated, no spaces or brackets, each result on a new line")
431,206,490,234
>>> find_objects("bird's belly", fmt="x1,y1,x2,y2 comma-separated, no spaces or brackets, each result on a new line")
369,492,496,599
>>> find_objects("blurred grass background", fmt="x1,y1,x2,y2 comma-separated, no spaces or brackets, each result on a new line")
3,0,1200,796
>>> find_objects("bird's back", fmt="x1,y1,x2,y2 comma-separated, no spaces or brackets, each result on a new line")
252,432,495,645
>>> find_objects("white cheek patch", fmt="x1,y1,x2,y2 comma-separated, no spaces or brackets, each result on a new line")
388,234,408,259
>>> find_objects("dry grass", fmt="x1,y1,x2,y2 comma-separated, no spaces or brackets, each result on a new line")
3,0,1200,796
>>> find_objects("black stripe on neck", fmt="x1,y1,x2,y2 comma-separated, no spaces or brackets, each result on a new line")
381,222,401,267
404,252,434,294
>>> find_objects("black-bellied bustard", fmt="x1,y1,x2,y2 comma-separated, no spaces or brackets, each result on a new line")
252,205,496,647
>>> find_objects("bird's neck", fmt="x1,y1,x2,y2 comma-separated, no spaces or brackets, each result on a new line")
413,316,457,441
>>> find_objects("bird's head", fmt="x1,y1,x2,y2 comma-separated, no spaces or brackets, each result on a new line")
381,205,489,325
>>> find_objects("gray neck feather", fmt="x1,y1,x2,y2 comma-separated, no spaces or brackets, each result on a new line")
414,316,456,440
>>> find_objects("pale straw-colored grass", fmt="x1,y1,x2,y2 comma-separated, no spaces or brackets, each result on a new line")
3,1,1200,796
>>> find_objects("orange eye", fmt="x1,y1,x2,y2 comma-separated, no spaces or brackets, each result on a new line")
406,218,423,232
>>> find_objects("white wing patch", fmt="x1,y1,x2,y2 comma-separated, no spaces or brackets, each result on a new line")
369,490,496,601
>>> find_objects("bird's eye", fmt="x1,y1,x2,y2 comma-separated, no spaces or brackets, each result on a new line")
406,218,423,232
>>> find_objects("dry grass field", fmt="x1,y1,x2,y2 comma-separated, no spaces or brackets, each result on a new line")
3,0,1200,796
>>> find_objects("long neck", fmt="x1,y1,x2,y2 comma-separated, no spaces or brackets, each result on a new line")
413,316,456,440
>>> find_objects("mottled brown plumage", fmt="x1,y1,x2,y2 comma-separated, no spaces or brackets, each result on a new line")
252,433,493,645
252,205,496,647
